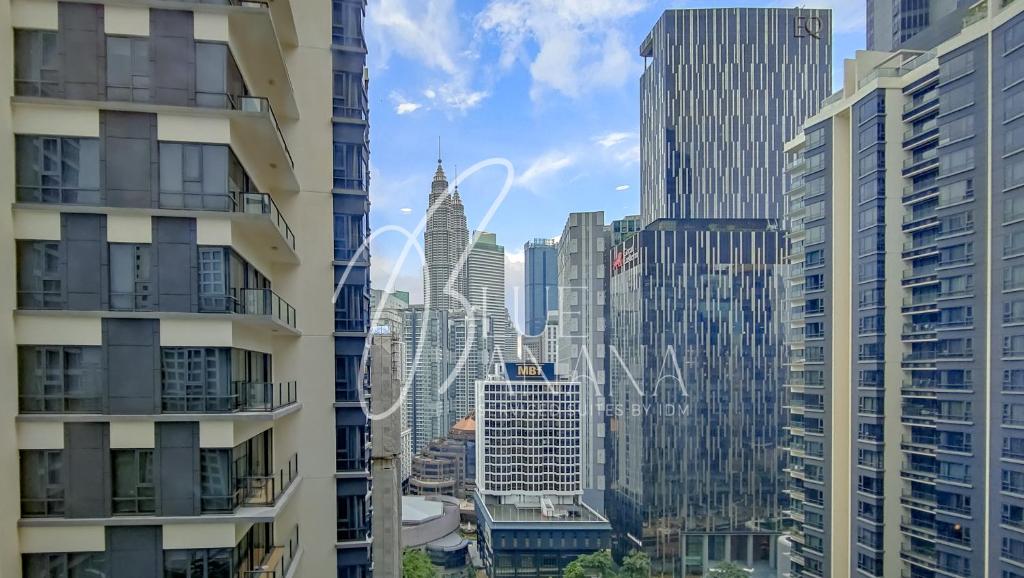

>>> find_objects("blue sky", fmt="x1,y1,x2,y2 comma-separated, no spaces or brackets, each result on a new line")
365,0,867,315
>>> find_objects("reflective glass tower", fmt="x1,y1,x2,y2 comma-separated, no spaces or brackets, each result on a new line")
609,8,831,576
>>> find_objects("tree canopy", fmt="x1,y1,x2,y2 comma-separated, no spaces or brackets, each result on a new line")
402,549,438,578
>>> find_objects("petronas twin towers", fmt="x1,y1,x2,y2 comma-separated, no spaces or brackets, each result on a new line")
424,157,469,311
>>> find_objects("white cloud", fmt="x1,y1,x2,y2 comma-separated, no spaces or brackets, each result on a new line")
478,0,647,100
615,185,630,191
369,0,489,113
428,82,489,112
368,0,460,74
595,131,633,148
515,152,575,188
396,102,423,114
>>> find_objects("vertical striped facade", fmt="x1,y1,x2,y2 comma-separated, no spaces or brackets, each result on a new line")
612,8,831,576
639,8,832,227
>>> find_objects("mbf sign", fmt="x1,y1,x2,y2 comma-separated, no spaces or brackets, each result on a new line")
505,363,556,381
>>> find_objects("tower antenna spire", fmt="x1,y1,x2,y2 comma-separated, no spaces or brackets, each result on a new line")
438,136,442,164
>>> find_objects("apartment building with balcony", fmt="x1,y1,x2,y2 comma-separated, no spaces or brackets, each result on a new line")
0,0,373,576
782,2,1024,576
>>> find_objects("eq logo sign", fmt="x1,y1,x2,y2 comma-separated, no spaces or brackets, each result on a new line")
795,16,824,39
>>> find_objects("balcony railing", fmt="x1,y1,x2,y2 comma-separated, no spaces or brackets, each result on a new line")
241,525,300,578
241,453,299,507
202,289,297,328
158,191,295,252
200,453,299,513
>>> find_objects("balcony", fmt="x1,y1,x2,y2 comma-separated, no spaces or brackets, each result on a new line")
902,239,939,261
903,182,941,205
202,288,298,334
14,94,298,195
222,2,300,117
156,191,298,263
901,269,939,289
902,212,940,233
241,525,301,578
903,150,940,178
903,119,939,149
201,453,299,513
902,95,939,122
161,381,298,414
902,322,938,341
902,295,939,315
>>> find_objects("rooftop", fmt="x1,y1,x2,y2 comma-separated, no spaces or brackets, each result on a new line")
476,494,608,525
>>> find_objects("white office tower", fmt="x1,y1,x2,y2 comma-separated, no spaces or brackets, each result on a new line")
557,211,610,492
469,231,515,360
476,364,582,504
447,308,494,426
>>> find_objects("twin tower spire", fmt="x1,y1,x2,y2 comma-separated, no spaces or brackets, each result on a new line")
425,138,468,311
432,137,461,201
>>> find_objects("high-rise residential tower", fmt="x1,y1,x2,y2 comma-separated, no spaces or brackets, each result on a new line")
557,211,611,494
1,0,375,576
608,8,831,576
782,3,1024,577
867,0,971,52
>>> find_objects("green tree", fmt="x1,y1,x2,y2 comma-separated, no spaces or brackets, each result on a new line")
706,561,751,578
563,549,616,578
402,548,438,578
620,550,651,578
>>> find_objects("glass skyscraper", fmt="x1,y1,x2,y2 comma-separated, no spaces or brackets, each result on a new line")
608,8,831,576
524,238,559,336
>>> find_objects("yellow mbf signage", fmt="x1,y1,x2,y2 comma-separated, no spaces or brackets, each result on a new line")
506,363,555,380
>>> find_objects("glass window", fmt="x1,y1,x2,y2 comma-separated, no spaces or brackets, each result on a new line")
805,225,825,245
161,347,232,413
805,177,826,198
1009,88,1024,120
18,346,103,413
939,115,974,145
333,142,368,190
1007,19,1024,55
112,449,156,514
14,29,59,96
159,143,232,210
939,84,974,112
16,136,101,204
1007,195,1024,223
17,241,63,309
198,247,229,312
23,553,108,578
940,51,974,82
20,450,64,517
109,244,153,312
805,200,825,221
195,42,247,109
806,128,825,149
164,548,232,578
200,450,234,513
1009,156,1024,191
106,36,150,102
940,147,975,175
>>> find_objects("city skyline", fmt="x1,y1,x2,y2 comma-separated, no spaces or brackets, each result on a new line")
365,0,868,325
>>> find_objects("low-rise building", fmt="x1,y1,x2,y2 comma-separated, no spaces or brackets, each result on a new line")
474,363,611,577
